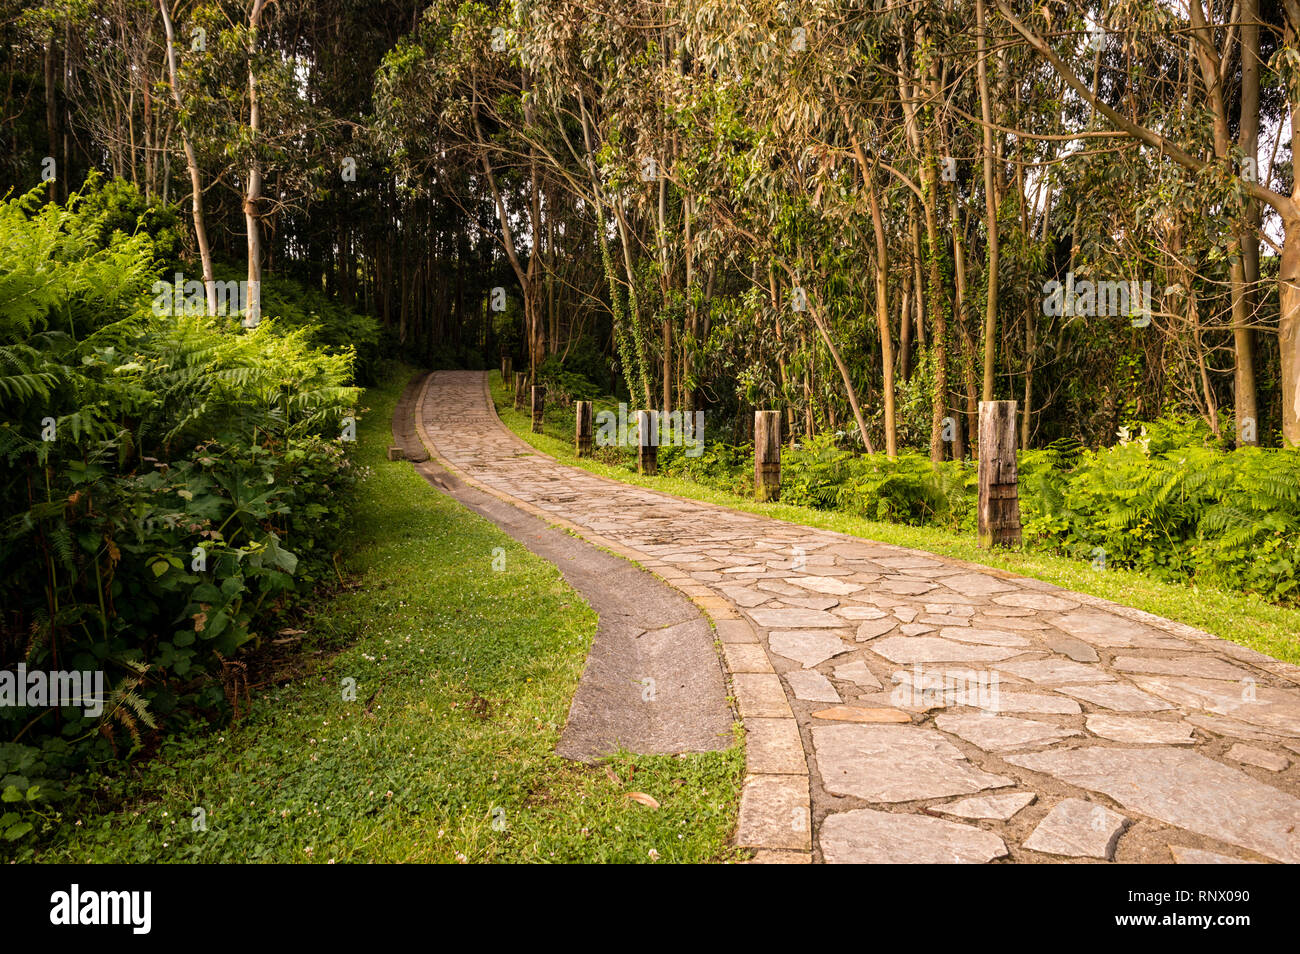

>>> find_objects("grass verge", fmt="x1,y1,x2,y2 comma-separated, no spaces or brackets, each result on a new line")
493,373,1300,665
22,366,743,863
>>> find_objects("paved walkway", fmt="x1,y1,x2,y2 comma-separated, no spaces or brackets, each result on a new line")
414,370,1300,864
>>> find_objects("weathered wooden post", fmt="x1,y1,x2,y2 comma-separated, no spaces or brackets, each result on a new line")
637,410,657,475
387,446,403,462
501,355,512,382
575,401,594,457
531,385,546,433
754,410,781,502
513,372,526,411
977,400,1022,548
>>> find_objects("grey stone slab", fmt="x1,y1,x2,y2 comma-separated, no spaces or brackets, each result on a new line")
1056,683,1174,712
934,713,1082,751
993,592,1079,612
748,607,845,629
1130,675,1300,736
984,692,1083,715
768,630,852,668
939,573,1020,596
1086,714,1196,744
933,792,1036,821
869,636,1023,664
880,578,938,595
1226,743,1290,772
784,670,841,703
832,660,883,690
1050,611,1190,650
812,724,1013,802
996,658,1115,684
1112,655,1255,682
737,775,810,850
835,605,888,621
1023,798,1127,860
1007,746,1300,864
820,808,1008,864
718,585,770,608
855,618,898,641
1046,635,1100,662
940,626,1033,648
784,575,864,596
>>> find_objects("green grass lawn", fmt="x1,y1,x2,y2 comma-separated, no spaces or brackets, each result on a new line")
494,373,1300,666
22,367,743,863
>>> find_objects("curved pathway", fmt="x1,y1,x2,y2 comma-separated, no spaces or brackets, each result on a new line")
414,370,1300,864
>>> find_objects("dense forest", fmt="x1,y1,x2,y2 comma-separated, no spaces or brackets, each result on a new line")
3,0,1300,855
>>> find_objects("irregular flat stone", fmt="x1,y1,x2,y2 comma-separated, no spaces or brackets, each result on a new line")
1130,675,1300,736
869,636,1022,664
718,585,770,608
939,573,1020,596
732,672,791,718
984,692,1083,715
832,660,882,690
894,606,919,623
899,622,936,636
784,670,841,703
1086,714,1196,744
784,575,864,596
993,592,1079,612
927,603,975,617
920,614,973,626
782,595,840,611
1050,611,1188,649
996,659,1114,685
834,606,888,621
820,808,1008,864
813,724,1012,801
934,713,1082,751
1045,635,1100,663
939,626,1032,648
1056,683,1174,712
1112,655,1255,682
1006,746,1300,864
880,578,937,595
876,556,944,569
1226,743,1290,772
1168,846,1260,864
748,607,845,629
1186,713,1285,742
855,618,897,641
768,630,852,668
980,616,1049,631
1023,798,1127,860
811,705,911,723
933,792,1036,821
891,668,1002,709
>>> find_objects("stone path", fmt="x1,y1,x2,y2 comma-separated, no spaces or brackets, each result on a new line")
413,370,1300,864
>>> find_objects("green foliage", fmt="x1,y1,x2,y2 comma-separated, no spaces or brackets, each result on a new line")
0,181,363,804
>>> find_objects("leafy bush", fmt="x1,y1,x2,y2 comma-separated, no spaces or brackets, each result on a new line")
0,181,363,838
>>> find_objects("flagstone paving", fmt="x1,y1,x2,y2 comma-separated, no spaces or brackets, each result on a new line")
413,370,1300,864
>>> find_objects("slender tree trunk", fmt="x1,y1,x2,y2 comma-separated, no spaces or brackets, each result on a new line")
159,0,216,314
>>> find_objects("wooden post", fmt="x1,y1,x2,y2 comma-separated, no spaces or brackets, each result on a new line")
531,385,546,433
575,401,594,457
387,446,403,462
501,355,512,381
754,410,781,501
637,410,657,475
978,400,1022,547
513,372,525,411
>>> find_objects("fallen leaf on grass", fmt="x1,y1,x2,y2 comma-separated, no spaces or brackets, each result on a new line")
624,792,659,809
